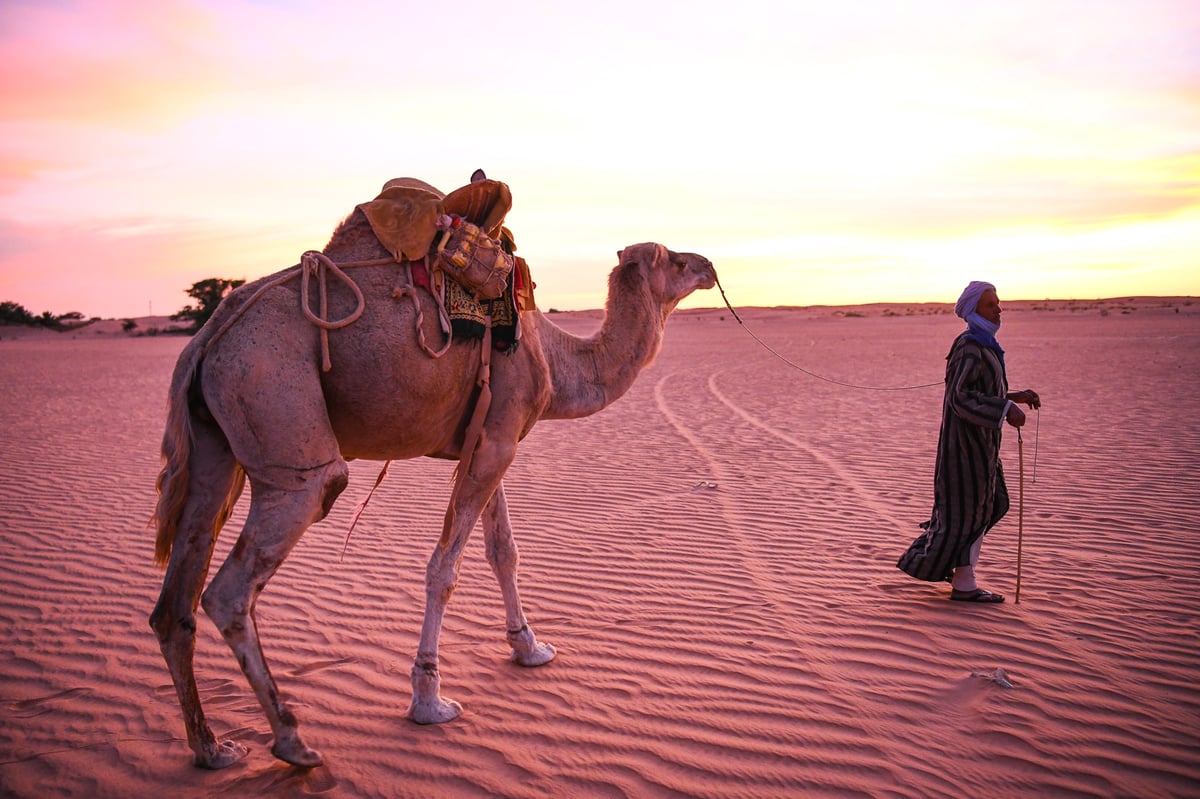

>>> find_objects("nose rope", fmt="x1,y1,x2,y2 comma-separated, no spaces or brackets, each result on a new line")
713,272,943,392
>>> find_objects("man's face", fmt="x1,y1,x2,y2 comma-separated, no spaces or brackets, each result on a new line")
976,289,1001,325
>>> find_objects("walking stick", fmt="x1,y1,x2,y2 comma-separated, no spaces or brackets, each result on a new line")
1016,427,1024,604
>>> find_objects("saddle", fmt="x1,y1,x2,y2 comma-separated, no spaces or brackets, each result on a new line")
356,174,535,317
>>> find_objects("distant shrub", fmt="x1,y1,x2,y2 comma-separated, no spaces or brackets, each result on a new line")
171,277,246,332
0,300,76,329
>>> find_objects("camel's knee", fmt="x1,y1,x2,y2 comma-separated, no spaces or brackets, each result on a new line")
149,597,198,644
200,581,248,636
284,458,348,522
318,462,349,519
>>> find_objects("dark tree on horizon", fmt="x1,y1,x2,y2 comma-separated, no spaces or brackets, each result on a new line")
0,301,83,328
171,278,245,332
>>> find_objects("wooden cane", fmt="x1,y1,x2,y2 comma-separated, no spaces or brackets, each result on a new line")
1016,427,1024,604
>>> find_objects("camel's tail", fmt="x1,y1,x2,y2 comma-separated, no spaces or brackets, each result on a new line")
151,337,244,566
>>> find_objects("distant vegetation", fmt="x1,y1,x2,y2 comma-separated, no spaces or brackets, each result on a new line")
3,276,245,335
170,277,245,332
0,301,89,329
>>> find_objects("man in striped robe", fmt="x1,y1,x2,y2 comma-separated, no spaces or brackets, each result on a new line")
898,281,1041,603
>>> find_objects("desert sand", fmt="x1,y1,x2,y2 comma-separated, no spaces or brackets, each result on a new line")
1,297,1197,798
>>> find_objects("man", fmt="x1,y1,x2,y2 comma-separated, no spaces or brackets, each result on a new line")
897,281,1041,603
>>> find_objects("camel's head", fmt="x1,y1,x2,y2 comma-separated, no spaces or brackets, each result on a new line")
615,243,716,316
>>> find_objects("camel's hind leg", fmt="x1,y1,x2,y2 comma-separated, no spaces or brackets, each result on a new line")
149,419,249,769
482,483,556,667
201,456,349,768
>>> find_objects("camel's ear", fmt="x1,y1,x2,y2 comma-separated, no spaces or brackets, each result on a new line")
615,243,653,294
617,243,667,270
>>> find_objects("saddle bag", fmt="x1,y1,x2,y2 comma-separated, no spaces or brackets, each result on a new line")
433,215,514,300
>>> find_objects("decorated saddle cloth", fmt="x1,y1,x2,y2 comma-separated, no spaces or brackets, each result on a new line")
356,175,536,347
412,246,534,348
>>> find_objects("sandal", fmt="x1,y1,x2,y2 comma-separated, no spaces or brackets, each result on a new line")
950,588,1005,603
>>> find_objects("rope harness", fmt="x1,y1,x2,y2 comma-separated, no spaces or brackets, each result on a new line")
201,251,392,368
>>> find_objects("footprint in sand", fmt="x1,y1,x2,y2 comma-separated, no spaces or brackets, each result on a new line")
7,687,93,717
970,667,1014,688
289,656,356,677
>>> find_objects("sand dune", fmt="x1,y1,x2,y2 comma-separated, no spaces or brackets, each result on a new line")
1,298,1197,798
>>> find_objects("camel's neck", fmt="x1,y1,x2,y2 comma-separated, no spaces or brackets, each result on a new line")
538,287,668,421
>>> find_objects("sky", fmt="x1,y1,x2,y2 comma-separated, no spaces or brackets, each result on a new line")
1,0,1198,319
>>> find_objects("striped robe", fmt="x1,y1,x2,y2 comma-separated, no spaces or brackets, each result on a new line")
898,332,1010,581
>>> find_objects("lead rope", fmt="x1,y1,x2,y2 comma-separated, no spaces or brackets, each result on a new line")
714,273,942,391
717,272,1042,600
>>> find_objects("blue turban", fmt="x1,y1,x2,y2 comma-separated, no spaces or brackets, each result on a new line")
955,280,1005,372
955,280,995,319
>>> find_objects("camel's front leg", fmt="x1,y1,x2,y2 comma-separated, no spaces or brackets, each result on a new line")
406,519,471,725
483,483,556,667
408,442,513,724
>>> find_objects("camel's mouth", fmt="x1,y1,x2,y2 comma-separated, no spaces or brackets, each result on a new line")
693,258,717,291
673,251,716,291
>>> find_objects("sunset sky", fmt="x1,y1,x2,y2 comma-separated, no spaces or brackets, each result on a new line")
2,0,1198,319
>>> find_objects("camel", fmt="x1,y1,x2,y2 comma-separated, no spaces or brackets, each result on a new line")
148,179,716,769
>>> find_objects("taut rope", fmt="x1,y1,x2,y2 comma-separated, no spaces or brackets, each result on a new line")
714,273,942,392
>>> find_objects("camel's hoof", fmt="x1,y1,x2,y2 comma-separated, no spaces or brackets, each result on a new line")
407,696,463,725
271,737,323,769
507,625,557,667
511,641,557,667
193,739,249,770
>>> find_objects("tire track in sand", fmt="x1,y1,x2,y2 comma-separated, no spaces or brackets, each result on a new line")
650,367,926,744
650,369,794,619
650,369,885,635
705,370,908,533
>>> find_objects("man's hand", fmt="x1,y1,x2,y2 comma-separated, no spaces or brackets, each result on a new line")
1010,389,1041,409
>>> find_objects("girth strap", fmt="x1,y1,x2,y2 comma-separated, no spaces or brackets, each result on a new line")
440,319,493,546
